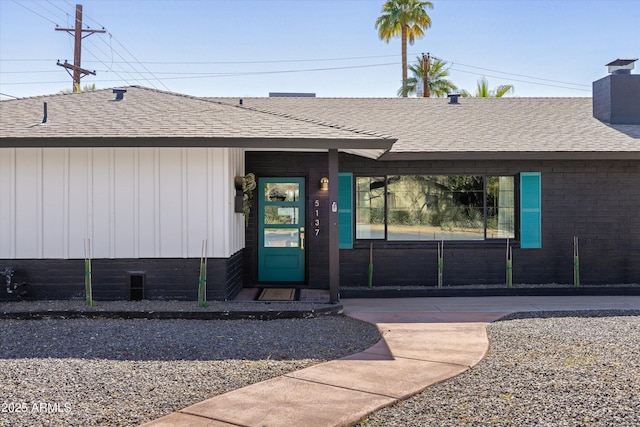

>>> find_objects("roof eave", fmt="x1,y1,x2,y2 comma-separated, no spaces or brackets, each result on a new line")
0,136,395,152
381,151,640,161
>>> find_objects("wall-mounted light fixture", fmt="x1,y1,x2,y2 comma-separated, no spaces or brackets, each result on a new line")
320,177,329,191
234,176,244,213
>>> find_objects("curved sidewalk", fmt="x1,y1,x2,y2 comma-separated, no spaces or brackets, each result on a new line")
141,295,640,427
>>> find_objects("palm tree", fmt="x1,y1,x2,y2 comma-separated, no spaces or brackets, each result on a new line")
398,56,458,97
376,0,434,97
460,77,514,98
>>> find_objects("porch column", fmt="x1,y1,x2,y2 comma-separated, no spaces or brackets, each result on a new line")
328,149,339,303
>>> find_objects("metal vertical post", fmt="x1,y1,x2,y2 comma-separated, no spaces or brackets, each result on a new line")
574,236,580,287
328,149,340,303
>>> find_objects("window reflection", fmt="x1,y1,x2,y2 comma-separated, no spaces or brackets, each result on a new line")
355,175,515,241
264,228,299,247
264,206,299,225
264,183,299,202
356,177,385,239
387,175,484,241
487,176,515,238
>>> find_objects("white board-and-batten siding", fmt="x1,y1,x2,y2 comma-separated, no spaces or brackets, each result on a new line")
0,147,245,259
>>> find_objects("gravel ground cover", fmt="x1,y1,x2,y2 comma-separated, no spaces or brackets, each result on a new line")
0,299,337,315
0,314,380,427
358,310,640,427
3,301,639,427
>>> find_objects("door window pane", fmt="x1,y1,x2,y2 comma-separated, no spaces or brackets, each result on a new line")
264,183,299,202
264,228,299,247
264,206,299,225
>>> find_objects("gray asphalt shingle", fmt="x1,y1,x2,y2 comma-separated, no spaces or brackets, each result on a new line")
0,86,390,142
2,87,639,160
214,97,640,158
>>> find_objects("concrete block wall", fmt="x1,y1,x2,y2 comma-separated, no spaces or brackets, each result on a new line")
0,251,244,301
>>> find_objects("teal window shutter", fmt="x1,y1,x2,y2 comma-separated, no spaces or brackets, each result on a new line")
520,172,542,248
338,173,353,249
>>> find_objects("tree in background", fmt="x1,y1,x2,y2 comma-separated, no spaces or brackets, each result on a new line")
375,0,434,97
460,77,514,98
398,56,457,97
59,83,97,94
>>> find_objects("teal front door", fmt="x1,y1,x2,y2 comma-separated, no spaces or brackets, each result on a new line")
258,178,306,282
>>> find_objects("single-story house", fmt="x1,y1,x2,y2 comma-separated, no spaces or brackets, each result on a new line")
1,60,639,302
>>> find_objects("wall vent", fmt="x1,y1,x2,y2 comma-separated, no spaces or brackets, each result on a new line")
128,271,145,301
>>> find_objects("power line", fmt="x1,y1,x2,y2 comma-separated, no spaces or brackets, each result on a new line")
0,92,20,99
0,59,592,93
11,0,60,26
447,67,591,92
438,57,590,88
0,59,59,62
82,53,409,66
0,2,606,94
0,48,595,90
62,0,105,30
45,0,72,18
0,61,398,85
90,54,591,91
0,70,61,74
54,4,105,90
0,39,591,93
11,0,168,91
82,37,140,87
64,2,171,91
110,61,398,76
107,34,170,91
37,0,70,24
83,35,160,90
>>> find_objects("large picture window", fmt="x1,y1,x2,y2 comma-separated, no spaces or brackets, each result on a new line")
355,175,515,241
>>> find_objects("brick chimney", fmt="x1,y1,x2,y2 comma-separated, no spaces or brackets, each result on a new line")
593,59,640,124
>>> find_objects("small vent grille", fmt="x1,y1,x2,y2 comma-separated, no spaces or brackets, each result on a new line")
128,272,145,301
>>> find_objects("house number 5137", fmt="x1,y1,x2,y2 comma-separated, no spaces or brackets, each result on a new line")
314,199,320,236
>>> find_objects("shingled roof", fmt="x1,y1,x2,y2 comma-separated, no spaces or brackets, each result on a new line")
3,87,639,161
213,97,640,160
0,86,394,159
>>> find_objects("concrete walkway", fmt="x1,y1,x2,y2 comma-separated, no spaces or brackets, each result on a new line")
141,296,640,427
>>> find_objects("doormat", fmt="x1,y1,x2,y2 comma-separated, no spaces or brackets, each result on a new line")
258,288,297,301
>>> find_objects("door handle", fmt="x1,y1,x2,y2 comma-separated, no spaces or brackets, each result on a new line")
300,227,305,250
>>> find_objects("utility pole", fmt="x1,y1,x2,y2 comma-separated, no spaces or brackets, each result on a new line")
55,4,105,92
422,53,430,98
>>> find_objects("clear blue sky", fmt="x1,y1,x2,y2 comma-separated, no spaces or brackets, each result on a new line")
1,0,639,99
